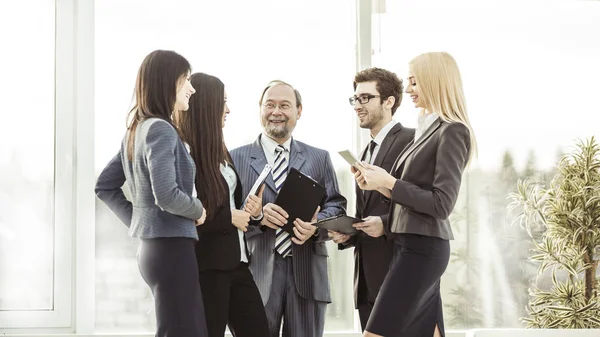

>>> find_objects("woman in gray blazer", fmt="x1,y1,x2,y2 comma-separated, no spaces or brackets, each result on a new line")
354,52,477,337
95,50,209,337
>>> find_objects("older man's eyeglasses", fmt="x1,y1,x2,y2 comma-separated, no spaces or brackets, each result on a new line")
262,102,293,112
349,94,381,106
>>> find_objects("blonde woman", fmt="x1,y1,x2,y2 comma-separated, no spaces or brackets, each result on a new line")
353,52,476,337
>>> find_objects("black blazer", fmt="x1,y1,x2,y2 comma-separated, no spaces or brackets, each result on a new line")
195,161,255,272
339,123,415,307
384,119,471,240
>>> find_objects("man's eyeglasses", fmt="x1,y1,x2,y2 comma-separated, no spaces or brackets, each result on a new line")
262,102,293,112
349,94,381,106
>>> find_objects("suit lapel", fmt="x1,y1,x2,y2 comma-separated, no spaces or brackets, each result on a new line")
372,123,402,168
364,123,403,209
250,136,277,194
393,118,442,173
231,161,251,259
359,144,368,162
356,141,370,213
288,138,306,172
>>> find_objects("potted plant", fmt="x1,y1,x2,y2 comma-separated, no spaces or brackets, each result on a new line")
508,137,600,328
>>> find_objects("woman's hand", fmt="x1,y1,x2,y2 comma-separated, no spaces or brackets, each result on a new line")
195,207,207,226
354,162,395,191
244,185,265,218
231,209,251,232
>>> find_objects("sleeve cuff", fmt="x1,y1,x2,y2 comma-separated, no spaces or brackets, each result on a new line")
250,210,264,221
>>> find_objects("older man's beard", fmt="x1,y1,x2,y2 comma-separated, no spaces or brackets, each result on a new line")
266,123,291,140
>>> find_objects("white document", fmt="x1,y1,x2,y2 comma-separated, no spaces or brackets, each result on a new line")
242,164,271,208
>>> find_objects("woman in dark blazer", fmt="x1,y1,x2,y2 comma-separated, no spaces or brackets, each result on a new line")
175,73,270,337
354,52,477,337
95,50,209,337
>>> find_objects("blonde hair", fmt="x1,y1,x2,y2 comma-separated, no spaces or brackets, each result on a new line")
409,52,478,162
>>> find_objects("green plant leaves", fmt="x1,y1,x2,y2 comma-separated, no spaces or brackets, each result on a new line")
508,137,600,328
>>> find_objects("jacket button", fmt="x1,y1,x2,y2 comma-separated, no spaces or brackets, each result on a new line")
222,230,228,235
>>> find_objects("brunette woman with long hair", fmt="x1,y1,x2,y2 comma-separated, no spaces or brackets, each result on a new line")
176,73,269,337
95,50,208,337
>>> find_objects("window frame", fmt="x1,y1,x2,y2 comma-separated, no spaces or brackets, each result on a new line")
0,0,95,331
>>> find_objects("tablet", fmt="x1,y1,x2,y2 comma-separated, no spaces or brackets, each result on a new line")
274,168,326,234
314,214,363,235
338,150,365,169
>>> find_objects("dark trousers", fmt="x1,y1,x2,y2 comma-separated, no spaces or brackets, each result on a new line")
138,237,208,337
199,263,269,337
357,261,375,332
358,300,374,332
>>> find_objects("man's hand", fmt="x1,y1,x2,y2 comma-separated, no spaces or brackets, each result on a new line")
231,209,251,232
261,203,289,230
352,216,384,238
195,207,207,226
328,230,351,244
292,206,320,245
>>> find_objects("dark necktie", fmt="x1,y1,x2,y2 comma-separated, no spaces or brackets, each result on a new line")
364,140,377,164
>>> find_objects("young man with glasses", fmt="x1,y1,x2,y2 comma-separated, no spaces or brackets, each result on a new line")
329,68,415,331
230,80,346,337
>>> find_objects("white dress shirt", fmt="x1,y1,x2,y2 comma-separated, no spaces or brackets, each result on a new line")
415,112,440,141
187,140,248,262
366,119,399,164
220,162,249,263
260,133,292,167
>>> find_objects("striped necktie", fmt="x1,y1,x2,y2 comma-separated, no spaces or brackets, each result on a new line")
273,145,292,257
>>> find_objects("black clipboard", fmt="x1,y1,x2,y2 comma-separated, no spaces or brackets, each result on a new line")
314,215,362,235
274,167,326,234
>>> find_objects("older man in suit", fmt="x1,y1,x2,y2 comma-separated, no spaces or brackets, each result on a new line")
330,68,414,331
230,80,346,337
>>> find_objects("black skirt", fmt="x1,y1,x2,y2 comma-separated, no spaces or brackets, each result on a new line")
366,233,450,337
138,237,209,337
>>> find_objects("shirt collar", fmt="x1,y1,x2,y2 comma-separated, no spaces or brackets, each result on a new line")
419,112,439,128
261,133,292,154
371,119,399,146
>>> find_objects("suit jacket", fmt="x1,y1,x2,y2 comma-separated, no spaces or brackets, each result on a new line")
383,119,471,240
95,118,203,240
195,160,254,272
339,123,414,308
230,135,347,304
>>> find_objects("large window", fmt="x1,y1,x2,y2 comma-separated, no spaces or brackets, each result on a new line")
94,0,357,332
372,0,600,329
0,0,76,329
3,0,599,335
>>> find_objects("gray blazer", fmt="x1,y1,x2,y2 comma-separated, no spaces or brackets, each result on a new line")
95,118,203,240
231,136,347,304
383,119,471,240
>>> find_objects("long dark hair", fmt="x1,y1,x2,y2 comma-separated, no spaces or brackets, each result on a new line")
126,50,191,160
177,73,230,220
